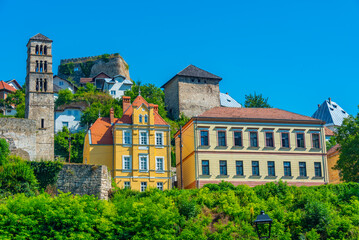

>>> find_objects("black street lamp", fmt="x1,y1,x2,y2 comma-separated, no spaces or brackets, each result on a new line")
254,210,273,239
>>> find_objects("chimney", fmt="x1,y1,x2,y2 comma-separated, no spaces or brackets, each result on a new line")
122,96,131,113
153,104,158,113
110,107,114,124
318,104,320,108
328,97,331,104
226,92,228,95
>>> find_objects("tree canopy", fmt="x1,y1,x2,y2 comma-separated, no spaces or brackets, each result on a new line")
333,110,359,182
244,92,272,108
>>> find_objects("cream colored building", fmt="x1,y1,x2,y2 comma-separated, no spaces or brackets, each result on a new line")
175,107,328,188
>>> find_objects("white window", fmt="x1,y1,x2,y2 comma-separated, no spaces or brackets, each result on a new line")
139,155,148,171
140,131,148,145
157,182,163,191
144,115,148,123
59,81,64,86
156,157,164,172
62,122,68,127
124,181,131,189
122,156,131,170
139,114,143,123
123,130,131,144
156,132,163,146
141,182,147,192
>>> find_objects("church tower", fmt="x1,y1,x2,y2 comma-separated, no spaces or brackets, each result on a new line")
25,33,54,160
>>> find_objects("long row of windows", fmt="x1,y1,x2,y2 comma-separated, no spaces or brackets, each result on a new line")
35,45,48,55
122,130,164,146
122,155,165,172
124,182,164,191
36,78,47,92
200,130,321,149
202,160,322,177
35,60,48,73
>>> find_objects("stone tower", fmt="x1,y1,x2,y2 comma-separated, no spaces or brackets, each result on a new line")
161,65,222,119
25,33,54,160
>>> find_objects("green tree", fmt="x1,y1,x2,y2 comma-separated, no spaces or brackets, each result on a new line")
334,111,359,182
244,92,272,108
0,138,10,165
55,89,73,107
54,127,86,163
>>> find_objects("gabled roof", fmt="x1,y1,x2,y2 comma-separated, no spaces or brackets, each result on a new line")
197,107,324,124
324,127,334,136
327,144,340,156
220,92,242,108
29,33,52,42
92,72,111,79
53,75,78,90
88,95,169,145
0,81,17,92
161,64,222,88
312,98,349,126
5,79,22,90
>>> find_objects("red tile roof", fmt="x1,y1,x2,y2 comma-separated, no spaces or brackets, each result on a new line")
198,107,324,123
324,127,335,136
89,95,169,144
0,81,16,92
327,144,340,156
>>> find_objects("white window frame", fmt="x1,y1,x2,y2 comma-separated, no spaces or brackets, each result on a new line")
122,155,132,171
157,182,163,191
144,114,148,123
111,90,116,95
139,130,148,145
155,157,165,173
124,181,131,189
139,154,149,172
123,130,132,145
155,131,164,147
140,182,147,192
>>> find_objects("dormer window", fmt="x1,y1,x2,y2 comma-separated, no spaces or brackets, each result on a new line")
139,114,143,123
342,110,346,114
144,115,148,123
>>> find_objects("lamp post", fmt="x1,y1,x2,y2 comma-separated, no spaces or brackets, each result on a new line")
254,210,273,239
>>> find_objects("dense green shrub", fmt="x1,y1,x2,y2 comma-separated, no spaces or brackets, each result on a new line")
58,62,75,75
0,139,10,166
29,161,63,190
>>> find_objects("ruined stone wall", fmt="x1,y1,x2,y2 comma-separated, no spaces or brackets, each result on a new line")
163,78,180,119
178,77,221,118
0,118,37,160
56,164,111,200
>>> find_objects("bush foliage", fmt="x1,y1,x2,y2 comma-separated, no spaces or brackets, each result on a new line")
0,181,358,239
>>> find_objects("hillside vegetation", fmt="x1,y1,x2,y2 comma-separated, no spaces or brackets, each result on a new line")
0,181,358,239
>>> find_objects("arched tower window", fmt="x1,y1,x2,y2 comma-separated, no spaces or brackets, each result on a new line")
35,61,39,72
40,45,43,55
39,78,43,91
44,46,47,55
144,115,148,123
40,61,43,72
44,79,47,92
44,61,47,72
35,45,39,55
36,78,39,91
139,114,143,123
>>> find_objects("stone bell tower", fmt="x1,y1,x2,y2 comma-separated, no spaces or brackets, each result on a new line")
25,33,54,160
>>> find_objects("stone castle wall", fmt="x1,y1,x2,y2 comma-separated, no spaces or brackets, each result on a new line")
0,118,37,160
56,164,111,200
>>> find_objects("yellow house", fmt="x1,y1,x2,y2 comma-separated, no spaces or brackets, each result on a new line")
175,107,328,189
83,95,171,191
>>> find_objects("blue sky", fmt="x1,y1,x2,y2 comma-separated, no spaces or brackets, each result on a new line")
0,0,358,117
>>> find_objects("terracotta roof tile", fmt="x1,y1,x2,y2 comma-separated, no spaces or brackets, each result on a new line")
0,81,16,92
198,107,323,123
327,144,340,156
325,127,335,136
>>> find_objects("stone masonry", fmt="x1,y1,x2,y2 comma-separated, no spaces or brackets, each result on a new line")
56,164,111,200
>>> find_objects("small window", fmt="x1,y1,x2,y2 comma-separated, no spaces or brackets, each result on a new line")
329,107,334,111
202,160,209,175
236,161,243,176
139,114,143,123
299,162,306,176
200,130,209,146
140,131,148,145
312,133,320,148
157,182,163,191
198,79,201,83
144,115,148,123
140,182,147,192
139,155,148,171
281,132,290,148
59,81,64,86
342,110,346,114
62,122,68,127
35,45,39,55
156,157,164,172
333,104,337,108
44,46,47,55
234,131,242,146
217,131,226,146
123,156,131,170
156,132,163,146
250,132,258,147
124,181,131,189
314,162,322,177
74,67,79,71
41,119,45,129
284,162,291,176
227,99,231,102
268,161,275,176
265,132,274,147
123,130,131,144
296,133,305,148
252,161,259,176
110,90,116,95
219,160,227,175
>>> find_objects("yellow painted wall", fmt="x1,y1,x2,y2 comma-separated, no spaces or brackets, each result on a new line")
327,152,341,184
